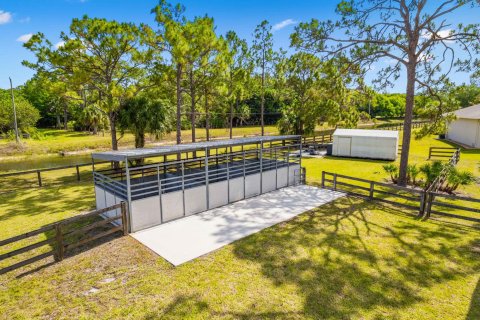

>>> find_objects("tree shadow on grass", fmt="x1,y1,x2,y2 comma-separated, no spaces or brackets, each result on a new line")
231,197,480,319
0,183,95,225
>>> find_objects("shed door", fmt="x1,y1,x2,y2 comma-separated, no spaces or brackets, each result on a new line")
337,137,351,156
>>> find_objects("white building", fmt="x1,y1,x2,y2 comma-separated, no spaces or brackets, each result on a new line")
446,104,480,148
332,129,399,160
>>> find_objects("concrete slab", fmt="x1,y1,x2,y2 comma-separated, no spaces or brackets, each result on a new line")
131,185,345,266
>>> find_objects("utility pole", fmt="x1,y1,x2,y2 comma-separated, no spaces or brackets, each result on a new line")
9,77,20,144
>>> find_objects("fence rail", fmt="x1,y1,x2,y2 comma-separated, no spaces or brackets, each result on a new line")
321,157,479,224
0,202,128,275
428,147,459,160
321,171,424,213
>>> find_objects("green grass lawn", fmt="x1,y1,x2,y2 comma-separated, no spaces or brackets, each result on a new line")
0,132,479,319
0,197,478,319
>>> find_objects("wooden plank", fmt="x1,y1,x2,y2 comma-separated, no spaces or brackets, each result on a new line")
58,204,123,225
430,192,480,203
64,226,123,252
431,201,480,213
334,181,371,193
63,215,121,238
0,251,54,275
373,188,420,202
0,238,55,261
0,225,55,247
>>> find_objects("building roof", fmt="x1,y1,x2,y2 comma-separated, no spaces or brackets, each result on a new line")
453,104,480,120
333,129,399,138
92,135,301,161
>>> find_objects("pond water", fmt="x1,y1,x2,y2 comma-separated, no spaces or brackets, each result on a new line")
0,154,94,172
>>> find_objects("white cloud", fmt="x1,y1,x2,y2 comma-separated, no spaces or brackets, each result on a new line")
16,33,33,43
0,10,13,24
272,19,297,32
421,29,453,40
55,41,65,49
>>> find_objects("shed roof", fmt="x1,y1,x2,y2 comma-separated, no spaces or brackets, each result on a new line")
333,129,399,138
453,104,480,120
92,135,300,161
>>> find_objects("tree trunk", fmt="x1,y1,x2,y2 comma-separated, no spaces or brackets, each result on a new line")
56,113,61,129
261,57,265,136
109,111,118,151
229,100,234,139
63,105,68,130
176,63,182,145
189,71,196,143
398,62,416,186
205,88,210,141
93,119,98,135
135,132,145,148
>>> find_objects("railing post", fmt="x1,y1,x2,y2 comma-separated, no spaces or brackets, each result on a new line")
121,201,128,236
54,224,64,262
428,147,431,160
333,173,337,191
37,170,42,187
76,165,80,181
369,181,374,200
321,171,325,188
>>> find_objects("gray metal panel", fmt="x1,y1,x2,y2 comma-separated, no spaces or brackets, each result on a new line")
92,135,300,161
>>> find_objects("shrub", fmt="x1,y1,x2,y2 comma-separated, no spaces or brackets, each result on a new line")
383,164,399,183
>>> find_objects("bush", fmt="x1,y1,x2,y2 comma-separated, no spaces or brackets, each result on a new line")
0,89,40,133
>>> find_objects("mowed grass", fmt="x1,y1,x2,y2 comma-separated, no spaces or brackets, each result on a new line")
0,197,479,319
0,132,479,319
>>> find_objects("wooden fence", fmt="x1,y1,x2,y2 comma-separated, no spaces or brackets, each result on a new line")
428,147,460,160
322,171,425,213
321,170,479,224
0,160,111,188
0,202,128,275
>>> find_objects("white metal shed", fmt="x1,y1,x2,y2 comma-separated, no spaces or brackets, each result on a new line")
332,129,399,160
446,104,480,148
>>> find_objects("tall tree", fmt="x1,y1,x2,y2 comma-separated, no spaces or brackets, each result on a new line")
151,0,188,145
251,20,275,136
275,53,351,135
292,0,480,186
225,31,252,139
118,94,173,150
181,16,226,142
24,16,151,150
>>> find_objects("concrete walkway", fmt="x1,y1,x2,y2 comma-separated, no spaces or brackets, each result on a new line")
131,185,345,266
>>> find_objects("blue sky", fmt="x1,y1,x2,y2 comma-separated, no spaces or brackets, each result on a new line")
0,0,477,91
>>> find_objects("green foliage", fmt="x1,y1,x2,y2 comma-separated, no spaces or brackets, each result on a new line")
118,94,174,149
0,89,40,134
383,164,399,184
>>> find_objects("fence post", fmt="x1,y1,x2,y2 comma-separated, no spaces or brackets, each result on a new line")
419,192,425,216
425,192,434,218
369,181,374,200
76,165,80,181
121,202,128,235
428,147,432,160
37,170,42,187
321,171,325,188
333,173,337,191
54,224,64,261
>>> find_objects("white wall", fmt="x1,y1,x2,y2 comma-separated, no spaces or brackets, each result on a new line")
447,118,480,148
209,181,229,209
131,196,161,232
107,162,303,233
185,185,207,216
333,136,397,160
162,191,184,222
